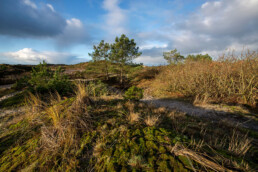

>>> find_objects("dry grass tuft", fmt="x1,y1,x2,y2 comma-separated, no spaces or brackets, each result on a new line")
93,142,105,157
153,107,167,113
116,102,123,109
144,115,160,126
26,92,45,114
125,101,135,112
45,104,62,127
228,129,252,156
169,143,226,171
72,83,92,111
127,112,140,123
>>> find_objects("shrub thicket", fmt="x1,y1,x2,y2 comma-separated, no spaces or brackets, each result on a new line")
29,61,73,95
124,86,143,101
14,61,73,95
150,51,258,106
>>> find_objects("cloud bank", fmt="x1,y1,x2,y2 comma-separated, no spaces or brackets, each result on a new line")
0,0,90,49
55,18,90,47
173,0,258,54
0,48,81,64
0,0,66,38
132,0,258,64
102,0,128,38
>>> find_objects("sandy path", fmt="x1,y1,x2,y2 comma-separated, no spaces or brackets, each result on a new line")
141,95,258,131
0,84,13,89
0,91,23,103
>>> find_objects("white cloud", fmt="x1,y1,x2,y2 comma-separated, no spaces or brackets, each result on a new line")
134,55,166,66
181,0,258,37
102,0,128,37
139,43,167,50
46,4,55,12
0,48,81,64
171,0,258,56
23,0,37,9
127,0,258,65
0,0,66,37
55,18,89,47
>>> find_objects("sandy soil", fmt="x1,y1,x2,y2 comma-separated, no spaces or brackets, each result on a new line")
0,91,23,103
141,95,258,131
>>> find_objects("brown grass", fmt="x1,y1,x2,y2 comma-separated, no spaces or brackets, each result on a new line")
149,50,258,106
169,143,226,171
228,129,252,156
127,112,140,123
144,115,160,126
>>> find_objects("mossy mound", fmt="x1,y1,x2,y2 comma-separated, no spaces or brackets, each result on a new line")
91,126,197,171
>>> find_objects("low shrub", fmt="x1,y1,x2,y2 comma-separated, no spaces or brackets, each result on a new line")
28,61,73,95
86,80,109,97
12,76,29,90
124,86,143,101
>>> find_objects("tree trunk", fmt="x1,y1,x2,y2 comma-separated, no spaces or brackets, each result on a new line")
105,62,109,80
120,64,123,84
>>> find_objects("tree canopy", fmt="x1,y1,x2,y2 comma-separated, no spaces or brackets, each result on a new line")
110,34,141,65
88,34,141,83
88,40,111,79
110,34,141,83
186,54,212,62
163,49,184,64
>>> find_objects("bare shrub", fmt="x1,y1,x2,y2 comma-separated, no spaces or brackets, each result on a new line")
151,50,258,106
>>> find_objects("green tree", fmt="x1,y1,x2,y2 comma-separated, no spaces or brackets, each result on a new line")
89,40,111,80
185,54,212,62
163,49,184,64
110,34,142,84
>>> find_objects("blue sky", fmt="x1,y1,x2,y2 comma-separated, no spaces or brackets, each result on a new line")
0,0,258,65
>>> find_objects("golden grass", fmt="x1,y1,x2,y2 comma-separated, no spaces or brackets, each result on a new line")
125,101,135,112
26,92,45,114
228,129,252,156
149,51,258,106
127,112,140,123
144,115,160,126
169,143,226,171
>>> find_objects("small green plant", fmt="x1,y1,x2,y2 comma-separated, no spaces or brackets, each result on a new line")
12,76,29,90
86,80,108,97
124,86,143,101
0,64,7,71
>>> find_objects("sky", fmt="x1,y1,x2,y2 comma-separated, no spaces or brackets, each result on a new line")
0,0,257,65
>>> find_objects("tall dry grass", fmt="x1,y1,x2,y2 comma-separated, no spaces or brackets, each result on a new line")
23,83,94,170
151,51,258,106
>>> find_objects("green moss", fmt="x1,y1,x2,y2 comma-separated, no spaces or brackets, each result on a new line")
178,155,193,170
159,146,167,154
146,141,158,150
92,126,196,171
0,137,39,171
157,160,171,172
